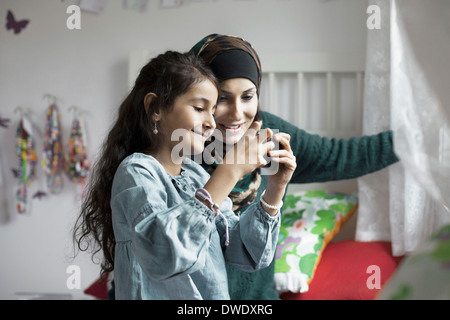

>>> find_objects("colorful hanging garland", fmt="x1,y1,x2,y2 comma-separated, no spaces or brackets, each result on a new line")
65,113,90,186
41,102,63,194
15,114,37,214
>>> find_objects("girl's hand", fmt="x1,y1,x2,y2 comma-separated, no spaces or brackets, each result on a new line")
203,121,275,208
223,121,275,179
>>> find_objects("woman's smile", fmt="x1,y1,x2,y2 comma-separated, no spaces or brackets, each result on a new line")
218,122,246,136
213,78,259,144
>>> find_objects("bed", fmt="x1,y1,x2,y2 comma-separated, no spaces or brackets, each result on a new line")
82,50,405,300
83,189,404,300
256,52,406,300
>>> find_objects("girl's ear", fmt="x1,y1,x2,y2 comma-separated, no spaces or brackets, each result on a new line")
152,112,161,123
144,92,158,115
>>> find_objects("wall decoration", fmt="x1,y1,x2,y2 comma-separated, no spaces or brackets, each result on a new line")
0,116,10,129
0,160,8,215
65,107,90,190
79,0,108,14
32,191,48,200
41,95,64,194
124,0,149,12
11,168,19,179
14,108,37,214
5,10,30,35
160,0,184,8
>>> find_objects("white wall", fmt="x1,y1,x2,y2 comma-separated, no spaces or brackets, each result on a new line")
0,0,368,299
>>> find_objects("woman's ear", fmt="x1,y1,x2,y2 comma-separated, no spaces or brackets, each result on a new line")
144,92,158,115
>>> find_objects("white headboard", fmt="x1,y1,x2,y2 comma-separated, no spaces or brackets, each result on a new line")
128,50,365,194
258,51,365,140
129,50,364,139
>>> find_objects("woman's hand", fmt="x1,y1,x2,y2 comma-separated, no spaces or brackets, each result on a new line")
267,133,297,187
261,132,297,216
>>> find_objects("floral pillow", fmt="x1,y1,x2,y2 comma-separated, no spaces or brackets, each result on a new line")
274,190,358,293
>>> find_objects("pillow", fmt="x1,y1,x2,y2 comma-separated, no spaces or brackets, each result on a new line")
280,240,404,300
377,224,450,300
84,273,110,300
274,190,358,294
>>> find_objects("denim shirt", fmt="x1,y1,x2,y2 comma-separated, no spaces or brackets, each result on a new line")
110,153,280,300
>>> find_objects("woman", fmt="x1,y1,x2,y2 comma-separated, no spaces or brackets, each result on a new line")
74,51,296,299
189,34,399,300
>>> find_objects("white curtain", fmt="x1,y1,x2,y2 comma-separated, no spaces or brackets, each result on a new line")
356,0,450,256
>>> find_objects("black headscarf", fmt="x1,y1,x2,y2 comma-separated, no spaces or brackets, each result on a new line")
190,34,262,95
190,34,264,212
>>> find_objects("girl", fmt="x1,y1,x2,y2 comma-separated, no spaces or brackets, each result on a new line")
189,34,400,299
73,51,296,300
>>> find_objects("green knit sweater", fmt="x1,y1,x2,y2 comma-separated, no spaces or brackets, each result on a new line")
226,111,399,300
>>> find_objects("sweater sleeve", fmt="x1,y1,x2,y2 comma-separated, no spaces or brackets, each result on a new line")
261,111,399,183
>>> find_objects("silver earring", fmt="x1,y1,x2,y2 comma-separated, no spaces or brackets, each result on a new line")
153,122,158,135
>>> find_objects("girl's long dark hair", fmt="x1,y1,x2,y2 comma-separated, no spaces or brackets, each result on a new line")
73,51,218,276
